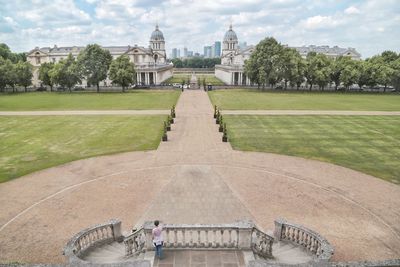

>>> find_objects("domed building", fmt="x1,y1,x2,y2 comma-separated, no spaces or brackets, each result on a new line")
27,25,173,87
216,24,254,85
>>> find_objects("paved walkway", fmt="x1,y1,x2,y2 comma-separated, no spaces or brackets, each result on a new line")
0,90,400,264
153,250,245,267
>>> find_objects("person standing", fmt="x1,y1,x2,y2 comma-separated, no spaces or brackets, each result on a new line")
152,220,164,259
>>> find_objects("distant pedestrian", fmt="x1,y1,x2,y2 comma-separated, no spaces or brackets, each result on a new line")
152,220,164,259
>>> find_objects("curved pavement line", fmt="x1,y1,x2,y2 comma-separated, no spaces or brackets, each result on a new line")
0,110,170,116
221,110,400,115
213,163,400,242
1,161,398,244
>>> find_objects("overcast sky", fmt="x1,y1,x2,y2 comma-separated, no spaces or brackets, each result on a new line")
0,0,399,58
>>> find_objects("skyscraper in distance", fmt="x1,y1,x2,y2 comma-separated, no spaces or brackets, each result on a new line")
214,41,221,57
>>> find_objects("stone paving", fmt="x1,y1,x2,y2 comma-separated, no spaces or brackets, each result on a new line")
153,250,245,267
0,90,400,264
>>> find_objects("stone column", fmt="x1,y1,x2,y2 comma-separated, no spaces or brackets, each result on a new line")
237,220,254,250
143,221,155,250
274,218,285,241
111,219,123,242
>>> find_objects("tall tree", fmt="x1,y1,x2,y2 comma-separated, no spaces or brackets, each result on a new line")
50,54,81,92
77,44,112,92
109,55,136,92
280,48,303,90
16,61,33,92
39,62,55,91
244,37,283,89
340,58,358,90
391,58,400,91
305,53,331,90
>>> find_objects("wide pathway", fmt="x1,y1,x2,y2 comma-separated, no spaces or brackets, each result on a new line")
0,90,400,264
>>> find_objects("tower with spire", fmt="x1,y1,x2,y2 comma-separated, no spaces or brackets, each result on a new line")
149,24,166,63
221,24,239,65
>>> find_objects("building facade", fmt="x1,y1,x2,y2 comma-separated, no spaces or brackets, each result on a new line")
27,25,173,87
215,25,362,85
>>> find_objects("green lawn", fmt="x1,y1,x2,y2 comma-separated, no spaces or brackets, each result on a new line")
197,75,225,86
209,90,400,110
0,115,166,183
224,115,400,184
164,75,191,84
0,90,180,111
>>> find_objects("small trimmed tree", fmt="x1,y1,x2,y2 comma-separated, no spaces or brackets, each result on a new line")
109,55,136,92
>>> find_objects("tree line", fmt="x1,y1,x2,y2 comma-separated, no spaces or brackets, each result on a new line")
0,43,137,93
245,37,400,92
39,44,136,92
0,44,32,92
171,57,221,68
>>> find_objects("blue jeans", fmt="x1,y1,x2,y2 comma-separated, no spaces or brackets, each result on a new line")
154,242,163,259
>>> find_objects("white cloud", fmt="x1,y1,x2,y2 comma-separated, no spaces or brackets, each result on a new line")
344,6,361,15
301,15,342,30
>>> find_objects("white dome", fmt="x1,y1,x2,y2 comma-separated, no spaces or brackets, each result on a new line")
224,25,238,41
150,25,164,41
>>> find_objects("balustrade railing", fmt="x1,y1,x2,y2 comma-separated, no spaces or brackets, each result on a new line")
123,228,146,257
124,221,274,258
274,218,334,262
64,219,122,264
252,227,274,259
162,225,239,249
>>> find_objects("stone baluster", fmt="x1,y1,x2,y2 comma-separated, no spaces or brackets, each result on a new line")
220,229,224,247
165,229,170,247
197,230,201,247
228,229,232,247
212,230,217,248
174,229,178,248
189,229,193,247
181,229,185,247
205,229,209,248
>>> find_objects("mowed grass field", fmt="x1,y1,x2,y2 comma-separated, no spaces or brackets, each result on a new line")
0,115,166,183
197,75,225,85
209,90,400,110
224,115,400,184
0,90,180,111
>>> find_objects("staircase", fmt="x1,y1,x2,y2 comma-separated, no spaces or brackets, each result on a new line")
82,240,312,266
83,241,144,264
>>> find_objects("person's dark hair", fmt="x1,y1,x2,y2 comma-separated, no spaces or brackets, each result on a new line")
154,220,159,226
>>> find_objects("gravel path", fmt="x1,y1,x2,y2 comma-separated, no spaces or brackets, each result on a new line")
0,90,399,264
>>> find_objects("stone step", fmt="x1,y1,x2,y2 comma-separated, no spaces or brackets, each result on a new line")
259,241,313,265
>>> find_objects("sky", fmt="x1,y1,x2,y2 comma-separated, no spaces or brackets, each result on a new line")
0,0,399,59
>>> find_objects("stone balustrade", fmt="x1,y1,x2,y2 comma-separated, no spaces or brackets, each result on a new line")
63,219,122,264
124,228,146,257
123,220,274,259
274,218,334,262
252,227,274,259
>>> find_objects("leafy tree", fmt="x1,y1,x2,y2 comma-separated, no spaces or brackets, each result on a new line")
109,55,136,92
391,58,400,91
305,53,331,90
330,56,348,90
290,56,306,90
0,57,10,91
15,61,33,92
355,60,372,89
0,43,26,63
340,58,358,89
50,54,81,92
77,44,112,92
39,62,55,91
280,48,303,90
244,37,283,89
